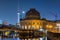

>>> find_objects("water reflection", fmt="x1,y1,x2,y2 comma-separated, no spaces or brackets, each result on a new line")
0,38,20,40
40,38,43,40
0,37,47,40
0,28,47,40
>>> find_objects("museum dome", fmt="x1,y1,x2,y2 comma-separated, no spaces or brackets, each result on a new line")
25,8,40,20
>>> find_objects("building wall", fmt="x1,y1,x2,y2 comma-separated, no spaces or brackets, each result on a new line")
20,20,46,30
46,21,56,33
20,19,60,40
20,19,57,32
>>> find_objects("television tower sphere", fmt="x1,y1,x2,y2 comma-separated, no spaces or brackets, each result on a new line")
17,13,20,15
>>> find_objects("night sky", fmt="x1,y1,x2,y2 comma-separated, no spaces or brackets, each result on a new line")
0,0,60,24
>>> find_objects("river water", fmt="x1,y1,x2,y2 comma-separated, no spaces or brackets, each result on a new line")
0,37,47,40
0,28,47,40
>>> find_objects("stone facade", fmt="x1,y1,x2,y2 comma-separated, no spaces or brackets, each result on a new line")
20,8,60,40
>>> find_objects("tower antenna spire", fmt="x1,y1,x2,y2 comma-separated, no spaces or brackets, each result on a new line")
18,0,19,11
17,0,20,27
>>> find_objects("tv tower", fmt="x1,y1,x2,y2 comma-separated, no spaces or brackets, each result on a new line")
17,0,20,27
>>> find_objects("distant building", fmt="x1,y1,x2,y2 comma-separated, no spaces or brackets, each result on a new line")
2,21,7,25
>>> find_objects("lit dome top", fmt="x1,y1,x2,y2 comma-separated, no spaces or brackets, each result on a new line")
25,8,40,20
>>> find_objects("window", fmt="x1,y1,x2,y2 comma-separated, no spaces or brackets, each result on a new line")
25,25,27,29
31,26,34,30
28,22,31,25
36,25,39,29
33,22,35,25
28,39,31,40
28,25,31,29
37,23,39,25
22,26,24,29
25,39,27,40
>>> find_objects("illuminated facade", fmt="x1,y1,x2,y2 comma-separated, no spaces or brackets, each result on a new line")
20,8,45,30
20,8,60,40
20,8,56,31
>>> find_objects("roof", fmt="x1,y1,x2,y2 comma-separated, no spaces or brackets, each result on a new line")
25,8,40,20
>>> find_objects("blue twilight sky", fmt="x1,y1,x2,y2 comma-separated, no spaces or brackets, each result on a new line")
0,0,60,24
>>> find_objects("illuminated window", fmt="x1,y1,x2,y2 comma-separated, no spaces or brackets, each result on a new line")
49,25,53,28
46,25,53,28
33,22,35,25
33,38,39,40
28,39,31,40
22,39,24,40
46,25,49,28
28,22,31,25
25,39,27,40
37,23,39,25
31,26,34,29
25,25,27,29
40,26,42,29
22,26,24,29
57,24,60,27
28,25,31,29
36,25,39,29
32,39,35,40
56,24,60,30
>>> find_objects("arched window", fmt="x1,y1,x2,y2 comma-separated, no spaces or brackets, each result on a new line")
36,25,39,29
22,26,24,29
56,24,60,31
28,39,31,40
28,25,31,29
25,39,27,40
33,22,35,25
31,26,34,30
37,23,39,25
25,25,27,29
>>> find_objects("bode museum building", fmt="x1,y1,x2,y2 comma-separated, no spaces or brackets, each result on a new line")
20,8,60,40
0,8,60,40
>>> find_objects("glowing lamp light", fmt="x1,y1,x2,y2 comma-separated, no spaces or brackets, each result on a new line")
39,26,44,31
5,31,10,36
40,28,43,31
